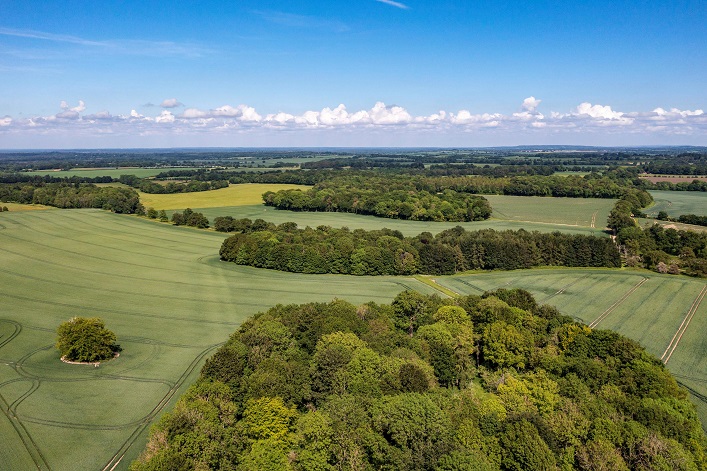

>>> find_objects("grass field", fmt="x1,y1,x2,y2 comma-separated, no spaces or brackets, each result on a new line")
138,183,312,210
483,195,614,228
435,268,707,431
646,190,707,218
1,210,705,470
185,194,615,237
23,167,203,179
0,209,435,470
637,218,707,233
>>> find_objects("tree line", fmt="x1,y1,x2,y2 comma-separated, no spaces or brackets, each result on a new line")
0,182,142,213
219,221,620,275
130,290,707,471
618,223,707,277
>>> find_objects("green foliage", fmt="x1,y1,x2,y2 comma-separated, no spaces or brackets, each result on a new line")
0,181,142,213
220,223,621,275
131,293,707,471
55,317,120,362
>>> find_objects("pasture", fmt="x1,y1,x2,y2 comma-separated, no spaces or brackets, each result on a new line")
0,209,433,470
646,190,707,218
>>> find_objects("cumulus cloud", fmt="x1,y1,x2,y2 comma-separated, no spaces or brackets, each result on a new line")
155,110,175,123
2,97,705,145
522,96,541,112
161,98,183,109
575,102,624,120
60,100,86,113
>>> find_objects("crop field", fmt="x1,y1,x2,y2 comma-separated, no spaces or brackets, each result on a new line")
188,193,615,237
138,183,312,210
646,190,707,217
637,218,707,233
483,195,614,228
23,167,202,179
1,210,706,470
436,268,707,431
0,209,434,470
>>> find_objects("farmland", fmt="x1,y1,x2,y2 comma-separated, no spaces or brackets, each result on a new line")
138,183,313,210
645,190,707,218
0,208,705,469
0,209,435,470
23,167,203,179
150,189,614,237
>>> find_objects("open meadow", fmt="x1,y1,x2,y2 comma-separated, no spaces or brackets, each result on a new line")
1,207,705,470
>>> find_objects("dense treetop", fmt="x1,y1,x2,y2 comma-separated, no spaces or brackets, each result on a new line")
130,290,707,471
219,220,620,275
56,317,121,363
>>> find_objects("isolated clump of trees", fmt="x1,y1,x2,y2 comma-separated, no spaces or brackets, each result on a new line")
56,317,121,363
219,220,620,275
170,208,209,228
130,290,707,471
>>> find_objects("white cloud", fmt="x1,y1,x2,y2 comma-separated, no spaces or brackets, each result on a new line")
575,102,624,120
161,98,183,109
369,102,412,124
522,96,541,112
181,108,208,119
2,100,705,146
376,0,410,9
155,110,175,123
60,100,86,113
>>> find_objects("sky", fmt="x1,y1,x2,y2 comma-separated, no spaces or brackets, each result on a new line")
0,0,705,148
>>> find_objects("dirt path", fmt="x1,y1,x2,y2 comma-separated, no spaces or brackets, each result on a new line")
661,285,707,365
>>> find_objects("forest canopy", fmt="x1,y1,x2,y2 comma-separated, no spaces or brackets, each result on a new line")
130,290,707,471
219,222,620,275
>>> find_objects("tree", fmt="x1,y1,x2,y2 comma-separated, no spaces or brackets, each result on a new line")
56,317,121,362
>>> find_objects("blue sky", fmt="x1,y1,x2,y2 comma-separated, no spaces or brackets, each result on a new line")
0,0,705,148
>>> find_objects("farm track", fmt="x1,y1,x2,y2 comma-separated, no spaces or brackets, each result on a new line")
0,320,51,470
541,275,589,302
661,285,707,365
588,277,648,328
100,343,223,471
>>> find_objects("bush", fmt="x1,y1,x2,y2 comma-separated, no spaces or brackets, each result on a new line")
56,317,121,362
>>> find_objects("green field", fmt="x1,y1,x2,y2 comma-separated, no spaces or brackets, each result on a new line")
0,209,435,470
1,209,705,470
646,190,707,217
186,193,615,237
23,167,203,179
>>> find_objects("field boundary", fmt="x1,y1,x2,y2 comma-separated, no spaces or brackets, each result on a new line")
661,285,707,365
589,277,648,328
